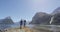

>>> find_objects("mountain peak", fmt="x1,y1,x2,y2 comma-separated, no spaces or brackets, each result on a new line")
5,16,11,19
52,7,60,15
55,7,60,11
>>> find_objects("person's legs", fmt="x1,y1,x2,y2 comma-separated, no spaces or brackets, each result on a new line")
24,22,26,27
20,25,21,29
20,23,22,29
24,20,26,27
20,20,23,29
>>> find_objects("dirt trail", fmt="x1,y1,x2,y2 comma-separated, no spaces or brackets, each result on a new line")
4,26,53,32
4,27,38,32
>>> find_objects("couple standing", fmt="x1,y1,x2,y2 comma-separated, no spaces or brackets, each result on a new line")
20,20,26,29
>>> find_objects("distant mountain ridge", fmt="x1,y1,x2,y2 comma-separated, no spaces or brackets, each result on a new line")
0,17,14,24
0,17,14,30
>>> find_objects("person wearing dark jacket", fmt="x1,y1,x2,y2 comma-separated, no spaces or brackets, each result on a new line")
20,20,23,29
24,20,26,27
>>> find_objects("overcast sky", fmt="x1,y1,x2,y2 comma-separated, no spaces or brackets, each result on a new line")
0,0,60,22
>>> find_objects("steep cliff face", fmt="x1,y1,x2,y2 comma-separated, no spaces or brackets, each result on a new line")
51,13,60,25
30,12,51,25
50,7,60,25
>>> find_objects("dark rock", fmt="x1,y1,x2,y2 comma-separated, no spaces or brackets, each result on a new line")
51,13,60,25
30,12,52,25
